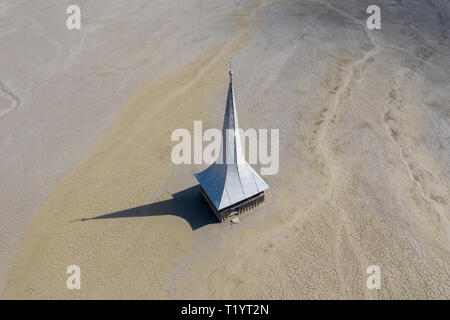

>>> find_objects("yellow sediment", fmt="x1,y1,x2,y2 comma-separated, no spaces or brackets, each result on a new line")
7,2,261,299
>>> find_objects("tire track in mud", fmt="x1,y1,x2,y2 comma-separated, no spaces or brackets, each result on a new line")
323,0,450,297
381,3,450,237
306,0,382,283
271,0,384,298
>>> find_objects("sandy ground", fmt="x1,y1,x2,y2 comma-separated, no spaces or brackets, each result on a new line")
1,0,449,299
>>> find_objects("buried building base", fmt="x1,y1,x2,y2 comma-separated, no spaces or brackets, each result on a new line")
200,186,265,222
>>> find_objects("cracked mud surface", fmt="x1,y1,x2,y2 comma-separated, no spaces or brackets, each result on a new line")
1,0,449,299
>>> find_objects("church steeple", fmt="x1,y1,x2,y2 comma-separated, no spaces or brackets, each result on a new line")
194,61,269,221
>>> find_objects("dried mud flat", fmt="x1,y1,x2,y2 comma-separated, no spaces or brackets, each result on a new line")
1,0,449,299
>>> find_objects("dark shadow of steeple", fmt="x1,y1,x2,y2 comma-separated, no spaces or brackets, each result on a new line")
75,185,218,230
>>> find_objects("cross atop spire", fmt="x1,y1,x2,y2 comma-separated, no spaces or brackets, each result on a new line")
227,57,233,83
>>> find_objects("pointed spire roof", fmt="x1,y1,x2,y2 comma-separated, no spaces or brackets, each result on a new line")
195,64,269,210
